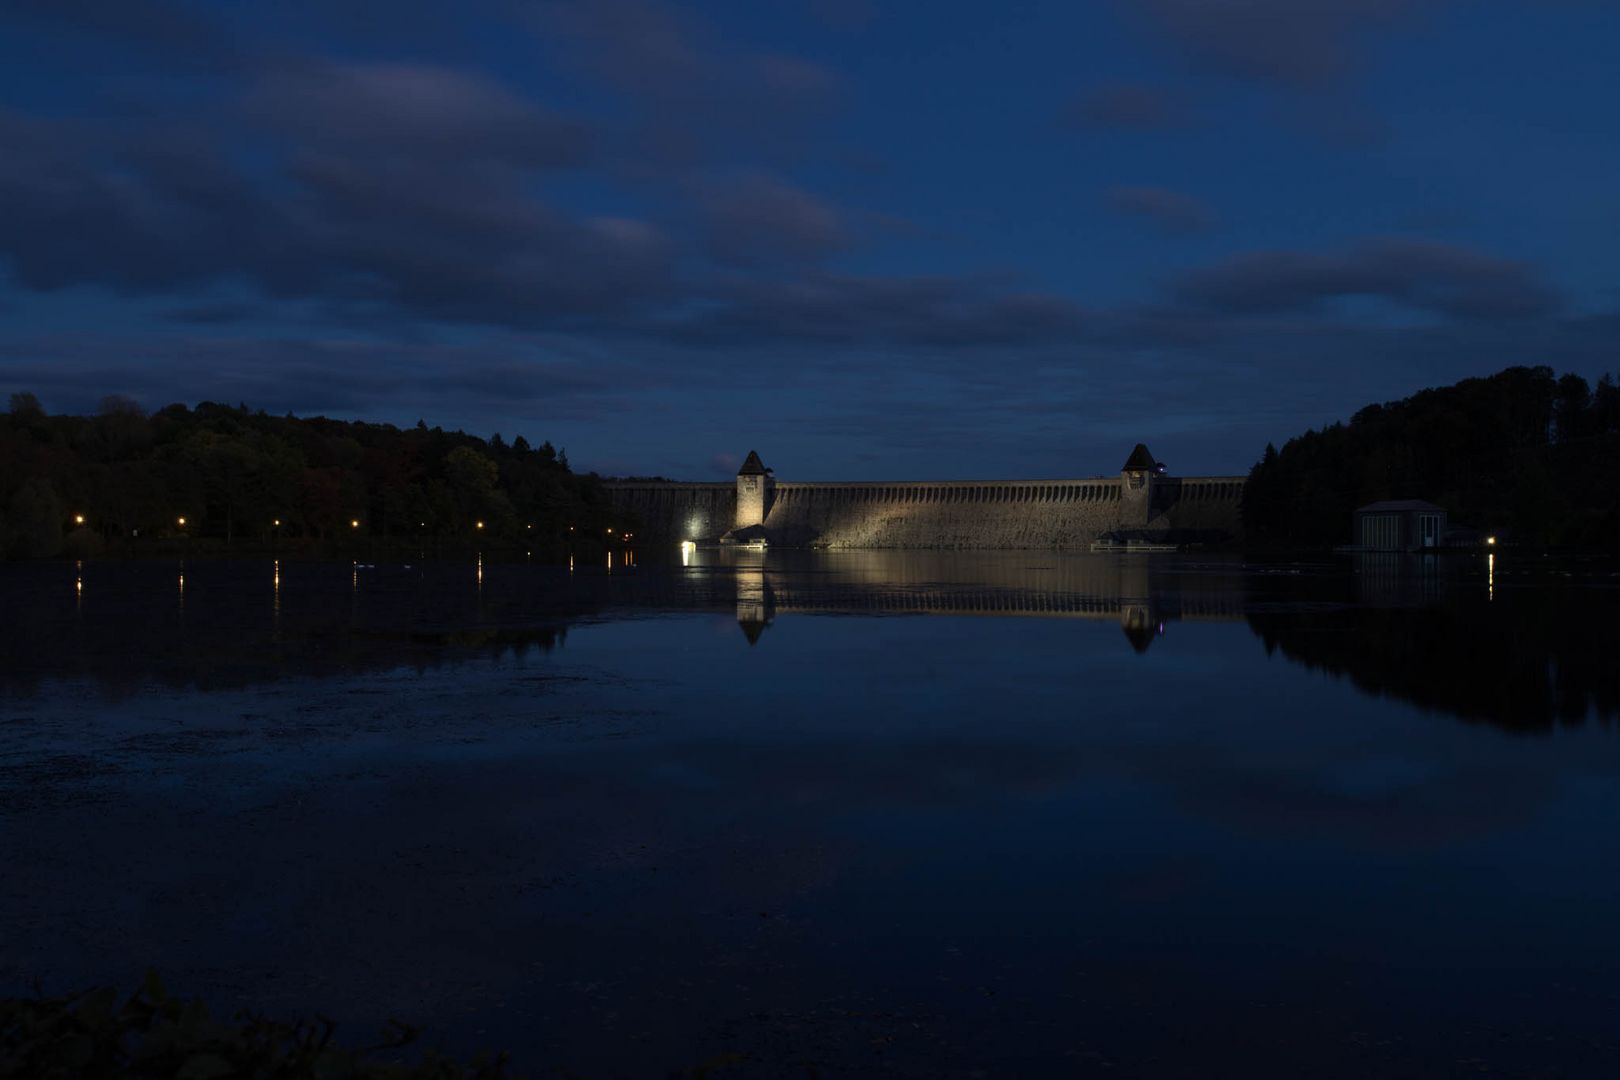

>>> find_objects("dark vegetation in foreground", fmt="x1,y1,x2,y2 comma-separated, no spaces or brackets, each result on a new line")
0,393,636,560
1,973,516,1079
1242,366,1620,548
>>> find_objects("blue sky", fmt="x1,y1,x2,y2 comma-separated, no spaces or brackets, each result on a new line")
1,0,1617,479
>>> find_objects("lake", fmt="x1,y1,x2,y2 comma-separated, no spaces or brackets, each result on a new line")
3,549,1620,1077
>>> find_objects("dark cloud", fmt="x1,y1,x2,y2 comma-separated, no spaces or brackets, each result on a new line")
1064,83,1188,130
1107,186,1214,234
664,273,1086,348
281,153,674,325
0,0,245,65
250,62,591,168
1132,0,1428,88
699,174,851,266
0,98,670,329
1172,238,1561,320
806,0,877,32
162,301,266,324
0,109,284,294
537,0,844,165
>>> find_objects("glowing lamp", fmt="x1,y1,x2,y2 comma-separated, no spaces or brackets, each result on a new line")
1486,536,1496,546
73,514,85,525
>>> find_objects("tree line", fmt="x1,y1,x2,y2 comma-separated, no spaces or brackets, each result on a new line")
1242,366,1620,548
0,393,633,559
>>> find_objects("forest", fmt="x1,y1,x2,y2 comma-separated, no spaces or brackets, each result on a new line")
1241,366,1620,549
0,393,629,559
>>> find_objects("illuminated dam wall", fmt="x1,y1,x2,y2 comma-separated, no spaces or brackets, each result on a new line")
764,478,1127,548
602,449,1245,549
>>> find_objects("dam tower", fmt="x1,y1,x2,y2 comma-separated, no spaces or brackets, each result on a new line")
1120,443,1159,529
736,450,774,529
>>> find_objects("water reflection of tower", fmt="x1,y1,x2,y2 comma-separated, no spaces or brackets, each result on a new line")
735,559,775,645
1116,557,1162,653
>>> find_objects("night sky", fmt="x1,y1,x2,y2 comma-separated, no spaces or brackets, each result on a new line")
2,1,1617,480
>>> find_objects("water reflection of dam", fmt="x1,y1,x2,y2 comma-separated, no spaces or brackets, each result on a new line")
697,549,1250,650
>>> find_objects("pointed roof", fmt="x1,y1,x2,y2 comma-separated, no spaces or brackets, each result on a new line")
1122,443,1157,472
737,450,770,476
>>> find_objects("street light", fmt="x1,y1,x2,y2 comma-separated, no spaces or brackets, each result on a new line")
176,516,186,527
73,514,85,526
476,520,485,530
351,519,360,529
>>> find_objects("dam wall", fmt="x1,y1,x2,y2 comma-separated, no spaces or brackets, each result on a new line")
765,479,1125,548
601,445,1245,549
601,483,735,541
1147,477,1247,533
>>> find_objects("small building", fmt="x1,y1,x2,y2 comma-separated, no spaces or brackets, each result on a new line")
1353,500,1448,552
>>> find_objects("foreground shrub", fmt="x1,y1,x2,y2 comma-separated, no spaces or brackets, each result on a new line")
0,973,516,1079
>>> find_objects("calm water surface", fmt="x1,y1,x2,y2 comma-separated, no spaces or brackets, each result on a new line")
3,550,1620,1077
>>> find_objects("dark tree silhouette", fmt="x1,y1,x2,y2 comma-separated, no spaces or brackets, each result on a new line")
1242,366,1620,548
0,398,625,557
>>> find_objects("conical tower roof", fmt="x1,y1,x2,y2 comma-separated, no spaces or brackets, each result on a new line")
737,450,770,476
1121,443,1158,471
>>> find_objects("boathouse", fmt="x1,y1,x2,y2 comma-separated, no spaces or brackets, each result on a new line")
1353,499,1448,551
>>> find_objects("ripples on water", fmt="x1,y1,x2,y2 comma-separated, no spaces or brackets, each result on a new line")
3,551,1620,1076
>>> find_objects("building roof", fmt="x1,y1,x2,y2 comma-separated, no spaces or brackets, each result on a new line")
1355,499,1446,514
1121,443,1158,471
737,450,770,476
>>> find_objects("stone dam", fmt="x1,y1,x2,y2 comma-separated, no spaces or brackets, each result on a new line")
602,444,1245,549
